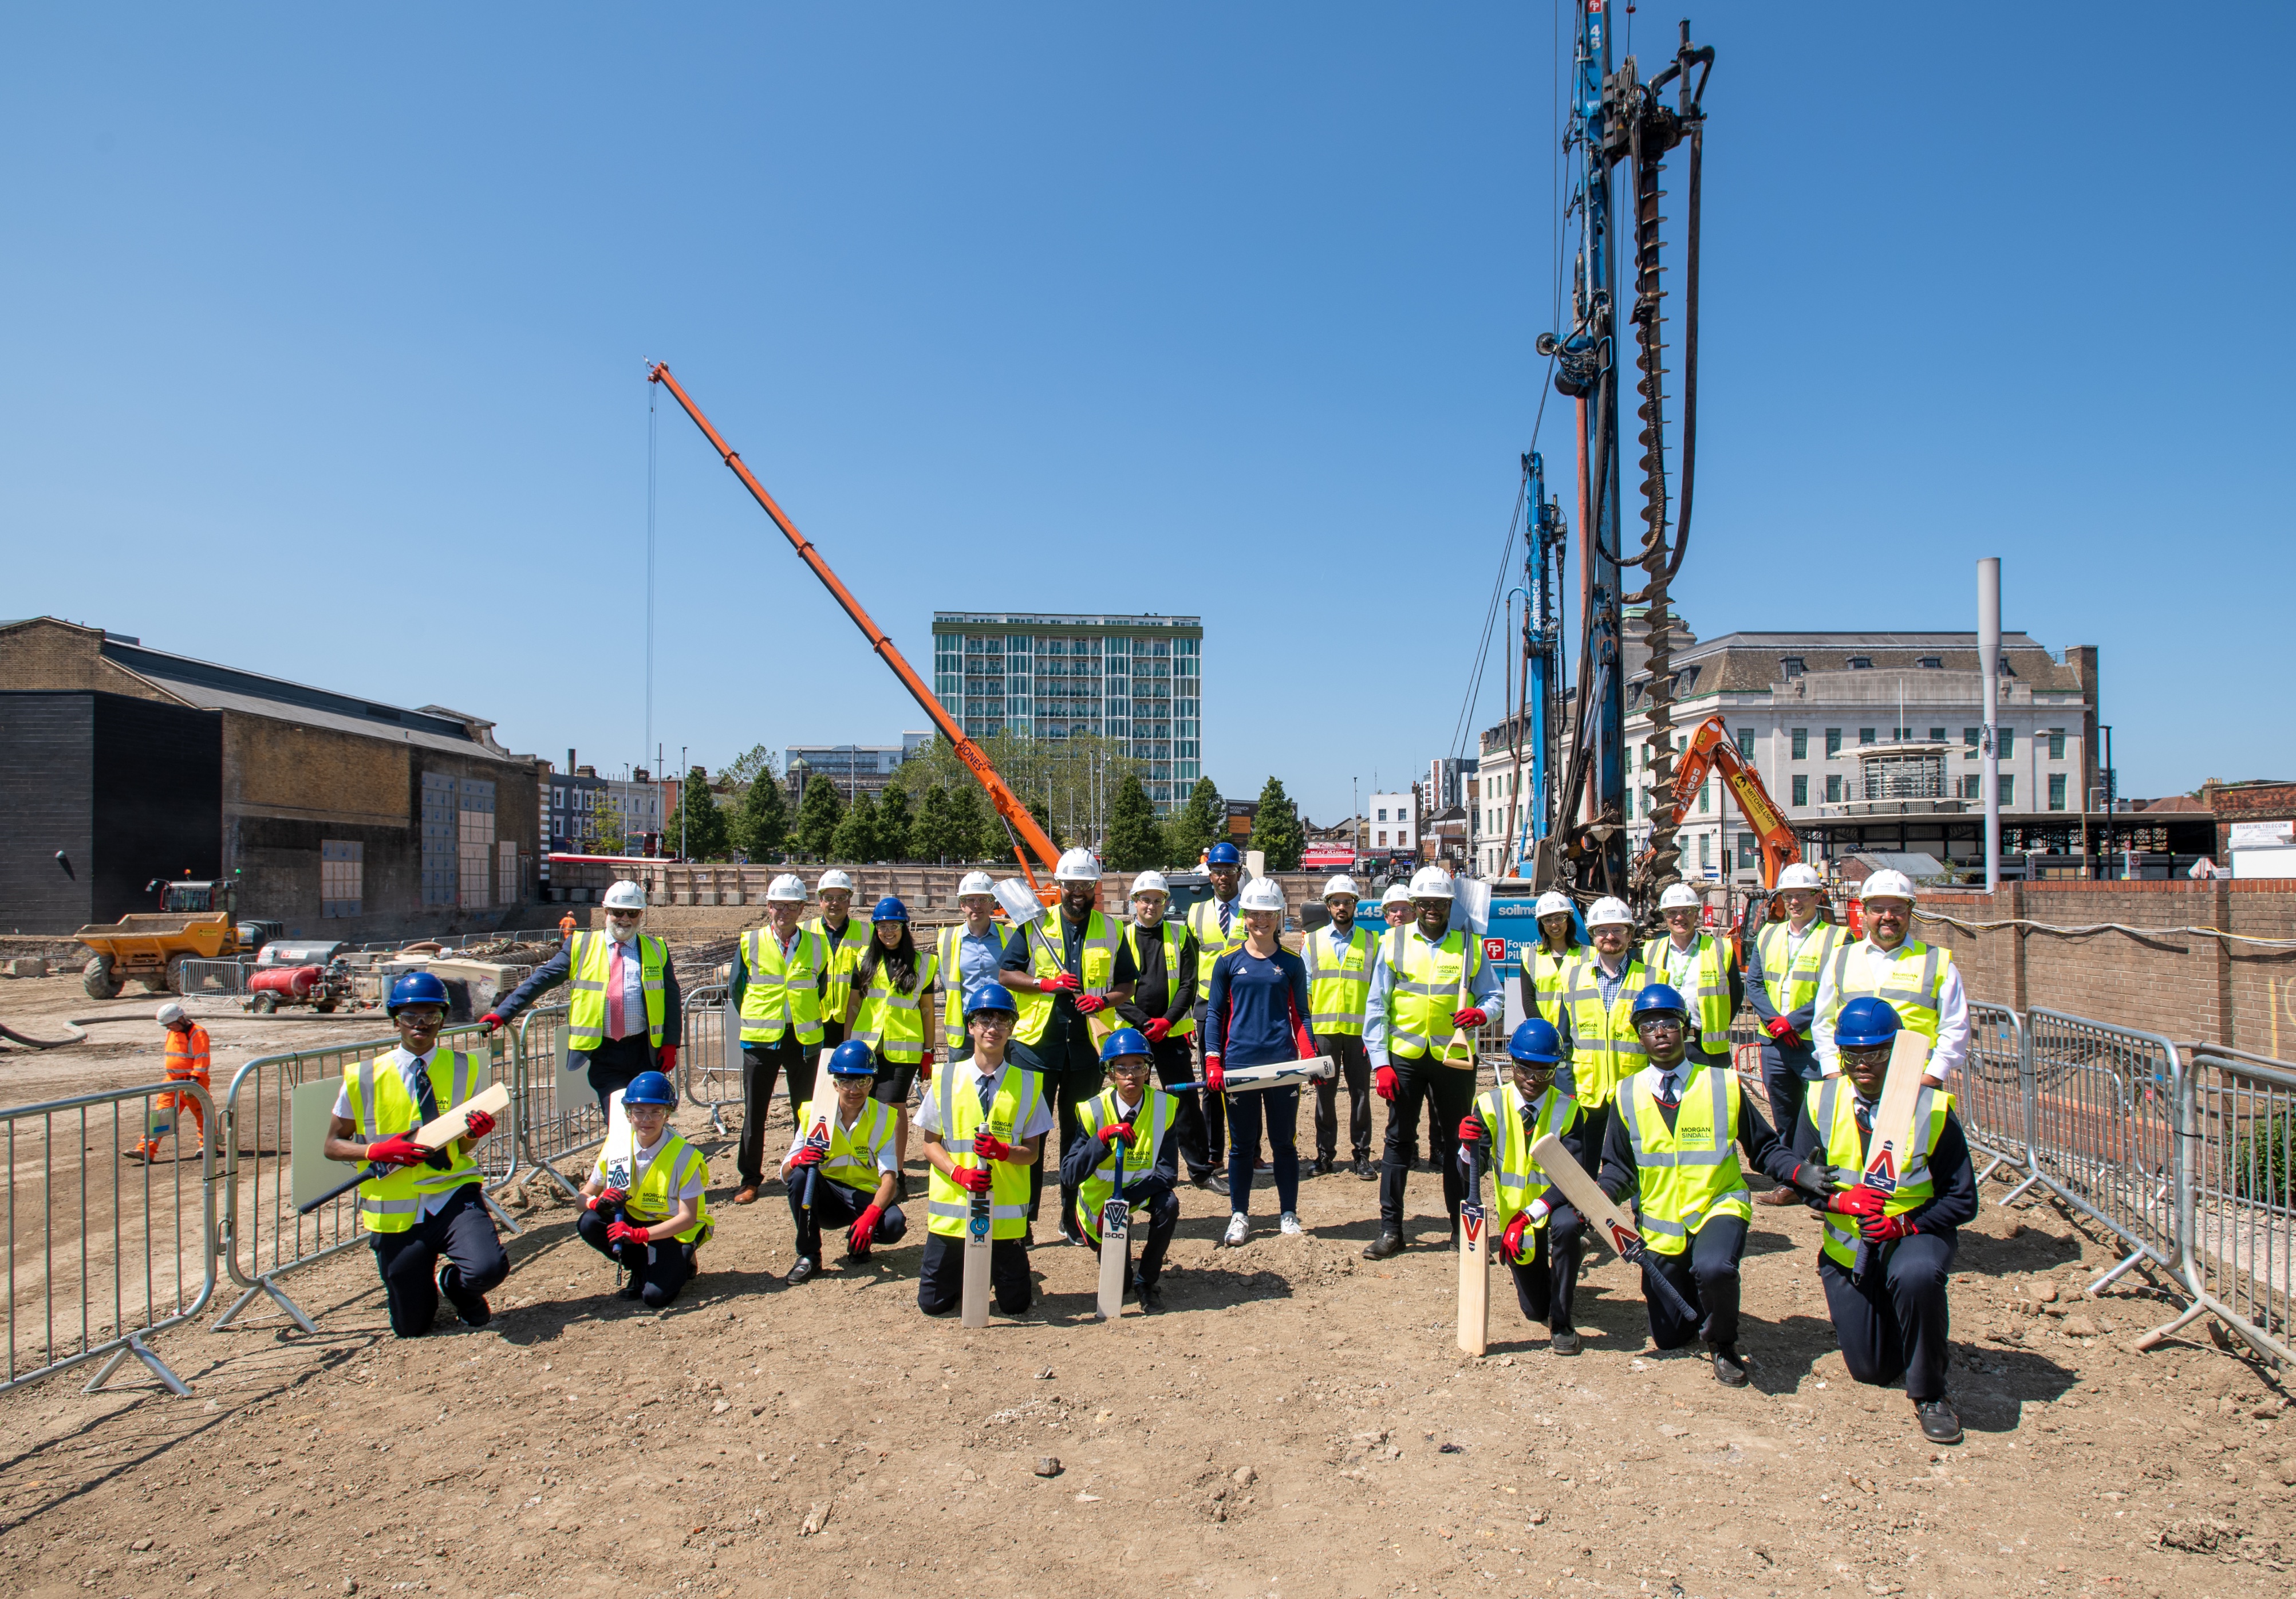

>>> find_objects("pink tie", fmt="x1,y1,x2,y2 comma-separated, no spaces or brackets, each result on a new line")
608,941,627,1039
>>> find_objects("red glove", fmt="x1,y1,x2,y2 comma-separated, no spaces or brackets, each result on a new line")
1500,1211,1531,1266
1826,1185,1885,1218
606,1219,649,1247
1457,1114,1486,1146
656,1045,678,1076
461,1109,496,1141
849,1203,882,1254
1294,1022,1317,1062
1074,993,1107,1015
365,1135,430,1167
1098,1121,1135,1146
919,1049,934,1085
791,1142,826,1168
480,1011,506,1034
1374,1065,1398,1101
1204,1056,1224,1093
586,1187,626,1212
1143,1018,1171,1044
972,1129,1013,1163
1861,1212,1917,1244
949,1163,993,1195
1039,972,1082,993
1451,1006,1488,1031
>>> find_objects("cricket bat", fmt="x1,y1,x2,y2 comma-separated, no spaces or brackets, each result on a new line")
298,1081,511,1215
960,1104,1008,1329
1213,1057,1336,1094
1852,1029,1932,1285
1096,1116,1130,1321
1529,1131,1701,1325
1457,1113,1490,1356
800,1109,831,1212
601,1090,634,1192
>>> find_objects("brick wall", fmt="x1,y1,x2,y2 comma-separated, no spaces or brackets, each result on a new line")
0,619,173,702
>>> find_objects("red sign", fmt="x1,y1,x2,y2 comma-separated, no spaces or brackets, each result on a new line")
1483,937,1507,962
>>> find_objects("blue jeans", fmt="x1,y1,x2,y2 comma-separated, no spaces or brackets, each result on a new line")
1226,1085,1300,1215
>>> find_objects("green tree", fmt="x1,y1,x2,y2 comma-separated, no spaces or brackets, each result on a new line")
716,743,779,787
943,782,993,862
794,773,844,860
1248,775,1305,872
674,767,731,860
728,768,787,861
909,784,952,862
830,787,881,862
1165,777,1224,866
876,785,914,861
1104,773,1163,871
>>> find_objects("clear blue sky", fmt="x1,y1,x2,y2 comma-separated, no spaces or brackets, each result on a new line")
6,4,2285,822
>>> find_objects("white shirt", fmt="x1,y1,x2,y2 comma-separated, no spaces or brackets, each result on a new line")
1810,936,1969,1081
333,1045,465,1221
914,1056,1056,1143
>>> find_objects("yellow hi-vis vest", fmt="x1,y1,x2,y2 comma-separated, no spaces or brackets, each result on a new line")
739,927,828,1047
1186,896,1247,991
926,1061,1045,1240
1639,932,1738,1054
1755,919,1842,1019
567,931,667,1051
1121,920,1197,1038
934,923,988,1049
851,950,940,1064
1301,922,1377,1037
791,1093,895,1199
1822,939,1956,1049
1558,954,1652,1108
1384,925,1480,1065
1521,942,1577,1027
804,917,875,1026
1473,1081,1581,1230
621,1131,713,1247
1074,1086,1174,1246
1812,1076,1951,1268
342,1050,487,1234
1619,1061,1753,1254
1012,911,1121,1047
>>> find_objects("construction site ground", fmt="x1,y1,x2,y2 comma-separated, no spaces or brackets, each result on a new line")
3,963,2293,1599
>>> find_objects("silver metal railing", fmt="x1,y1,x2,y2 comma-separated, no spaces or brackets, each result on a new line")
174,958,254,997
1956,1002,2028,1180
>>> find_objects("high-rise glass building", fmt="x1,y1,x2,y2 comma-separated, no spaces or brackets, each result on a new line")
931,612,1203,810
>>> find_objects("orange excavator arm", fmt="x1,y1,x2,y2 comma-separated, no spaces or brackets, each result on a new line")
646,363,1063,886
1667,714,1801,890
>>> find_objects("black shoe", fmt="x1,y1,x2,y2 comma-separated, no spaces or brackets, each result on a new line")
1710,1342,1749,1387
1353,1158,1375,1181
437,1266,491,1328
1916,1397,1963,1444
786,1257,819,1285
1551,1330,1582,1356
1136,1279,1165,1313
1362,1231,1405,1261
616,1279,643,1301
1193,1171,1230,1196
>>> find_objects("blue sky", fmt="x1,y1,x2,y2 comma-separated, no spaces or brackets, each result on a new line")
6,4,2286,823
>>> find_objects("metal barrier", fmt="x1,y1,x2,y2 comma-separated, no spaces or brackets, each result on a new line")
175,958,253,997
2,1082,217,1398
213,1022,516,1333
1957,1002,2028,1181
511,1005,603,1198
681,983,737,1135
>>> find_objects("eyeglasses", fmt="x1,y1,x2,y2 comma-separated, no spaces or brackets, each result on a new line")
971,1014,1015,1030
1636,1015,1686,1032
394,1007,446,1025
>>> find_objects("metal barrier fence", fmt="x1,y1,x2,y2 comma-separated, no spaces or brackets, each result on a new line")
1957,1003,2027,1179
681,984,737,1135
176,958,254,997
2,1082,216,1397
510,1005,603,1198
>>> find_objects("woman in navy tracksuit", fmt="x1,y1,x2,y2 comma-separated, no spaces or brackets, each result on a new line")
1204,880,1315,1246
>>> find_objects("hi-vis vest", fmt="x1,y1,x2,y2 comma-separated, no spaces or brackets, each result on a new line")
1122,920,1197,1038
1639,932,1738,1053
620,1132,713,1247
1620,1062,1753,1254
1013,912,1122,1047
1074,1086,1174,1246
852,950,940,1064
1384,926,1479,1065
567,931,668,1051
791,1093,895,1198
934,923,992,1048
1755,919,1843,1021
1187,897,1248,991
1475,1081,1581,1229
1301,922,1377,1037
1520,943,1577,1027
343,1050,486,1234
1823,939,1956,1047
926,1062,1046,1241
163,1023,212,1084
1558,955,1652,1108
739,927,828,1047
804,917,875,1026
1812,1076,1950,1267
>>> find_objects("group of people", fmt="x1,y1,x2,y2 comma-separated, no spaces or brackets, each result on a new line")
317,846,1974,1444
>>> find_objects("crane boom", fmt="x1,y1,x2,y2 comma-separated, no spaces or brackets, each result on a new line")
1667,714,1800,889
645,362,1063,884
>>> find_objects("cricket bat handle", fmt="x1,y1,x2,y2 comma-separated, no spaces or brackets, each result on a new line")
298,1162,385,1216
1625,1240,1702,1325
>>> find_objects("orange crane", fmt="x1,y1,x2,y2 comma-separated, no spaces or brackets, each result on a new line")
646,363,1063,889
1663,714,1801,890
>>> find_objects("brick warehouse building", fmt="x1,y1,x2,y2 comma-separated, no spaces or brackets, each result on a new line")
0,617,542,939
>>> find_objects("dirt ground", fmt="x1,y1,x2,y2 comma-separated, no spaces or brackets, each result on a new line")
4,972,2295,1599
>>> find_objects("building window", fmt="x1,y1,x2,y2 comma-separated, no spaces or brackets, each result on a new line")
1848,656,1873,669
1780,657,1805,679
1698,834,1713,871
2048,727,2066,760
459,778,497,909
1998,774,2015,807
1791,728,1808,761
1918,656,1942,669
1929,727,1946,742
1376,808,1387,822
321,841,362,917
2049,773,2068,810
1892,726,1911,741
1734,727,1754,760
498,840,519,905
1737,832,1757,870
1859,728,1877,746
1792,774,1808,807
1825,774,1843,804
1825,728,1842,758
1999,727,2016,758
1697,781,1710,814
1959,774,1981,801
421,773,457,907
1376,830,1386,846
1964,727,1981,756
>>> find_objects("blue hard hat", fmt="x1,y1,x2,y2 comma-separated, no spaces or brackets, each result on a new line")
1835,996,1903,1049
871,896,909,923
622,1070,676,1106
1206,842,1242,866
387,971,451,1015
1099,1026,1152,1064
1508,1018,1564,1065
964,981,1019,1018
1631,982,1689,1020
826,1039,878,1077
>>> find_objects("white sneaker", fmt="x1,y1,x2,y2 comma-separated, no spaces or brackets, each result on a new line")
1222,1212,1250,1247
1279,1211,1303,1236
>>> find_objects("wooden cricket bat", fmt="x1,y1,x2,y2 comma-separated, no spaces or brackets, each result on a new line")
1457,1116,1490,1356
1096,1117,1130,1321
1215,1056,1336,1094
601,1090,634,1192
298,1081,511,1215
1852,1030,1932,1284
1529,1131,1701,1325
960,1104,1007,1329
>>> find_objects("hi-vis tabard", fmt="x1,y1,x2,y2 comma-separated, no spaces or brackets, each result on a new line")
343,1050,487,1233
1074,1086,1174,1246
1823,939,1956,1046
926,1064,1046,1242
934,923,980,1048
804,917,875,1026
1013,912,1121,1047
1813,1078,1950,1268
1557,954,1653,1108
1186,897,1247,993
792,1093,896,1198
739,926,827,1047
1384,925,1480,1064
1121,920,1197,1038
1476,1082,1581,1229
1755,919,1843,1020
851,950,940,1064
622,1132,714,1246
567,931,668,1051
1639,932,1738,1053
1520,943,1576,1027
1620,1062,1753,1254
1300,921,1377,1036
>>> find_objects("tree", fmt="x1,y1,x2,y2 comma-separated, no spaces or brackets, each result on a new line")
1249,775,1305,872
829,787,880,862
1165,777,1224,866
728,768,787,861
674,767,731,860
1104,773,1163,871
943,782,993,862
909,784,952,862
876,785,914,862
795,774,844,860
716,743,779,787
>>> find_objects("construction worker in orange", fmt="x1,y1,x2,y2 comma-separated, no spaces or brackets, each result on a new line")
559,908,579,947
130,1001,210,1160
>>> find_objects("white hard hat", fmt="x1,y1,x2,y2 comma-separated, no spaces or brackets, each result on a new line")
1534,891,1574,919
155,1000,187,1025
957,870,997,899
1776,862,1825,892
1860,868,1918,904
816,868,855,895
1658,883,1703,912
602,880,648,912
766,873,808,903
1238,877,1288,915
1407,865,1455,901
1380,883,1413,908
1054,846,1102,883
1130,869,1170,897
1587,896,1636,928
1321,873,1360,901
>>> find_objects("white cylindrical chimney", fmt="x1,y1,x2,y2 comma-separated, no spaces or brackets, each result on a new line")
1978,558,2002,894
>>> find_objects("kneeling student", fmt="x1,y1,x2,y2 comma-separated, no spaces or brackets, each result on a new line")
780,1039,907,1284
1460,1018,1590,1352
916,983,1050,1318
575,1070,711,1309
1062,1027,1181,1311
